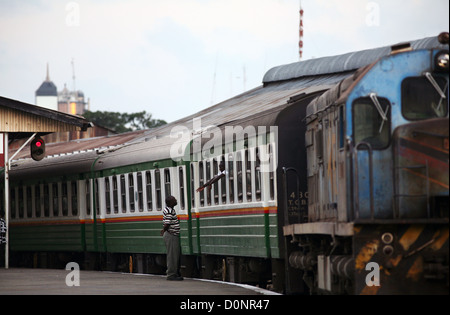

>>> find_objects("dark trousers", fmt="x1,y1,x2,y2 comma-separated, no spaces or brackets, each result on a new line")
163,231,181,278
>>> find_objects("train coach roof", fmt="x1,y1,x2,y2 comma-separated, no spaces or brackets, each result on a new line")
263,35,447,84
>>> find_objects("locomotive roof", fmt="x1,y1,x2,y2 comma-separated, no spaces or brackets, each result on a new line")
263,35,447,84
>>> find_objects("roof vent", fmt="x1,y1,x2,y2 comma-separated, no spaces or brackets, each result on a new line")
390,42,412,54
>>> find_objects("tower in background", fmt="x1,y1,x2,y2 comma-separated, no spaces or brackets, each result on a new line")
35,61,89,115
299,1,304,61
35,63,58,111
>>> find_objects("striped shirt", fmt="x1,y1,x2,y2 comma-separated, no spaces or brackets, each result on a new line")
162,206,180,236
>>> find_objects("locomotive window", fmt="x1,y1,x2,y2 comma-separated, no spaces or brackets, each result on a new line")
245,150,252,202
352,96,391,149
402,76,448,120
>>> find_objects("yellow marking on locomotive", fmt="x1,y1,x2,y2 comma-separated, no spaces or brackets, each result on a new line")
355,240,379,271
406,256,423,282
399,225,425,251
360,285,380,295
431,227,449,251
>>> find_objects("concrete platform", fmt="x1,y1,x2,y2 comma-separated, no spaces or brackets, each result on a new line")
0,268,280,295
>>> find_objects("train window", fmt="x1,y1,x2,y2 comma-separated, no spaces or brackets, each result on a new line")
71,181,78,216
353,96,391,149
179,167,185,210
35,185,42,218
268,144,275,200
52,183,59,217
129,174,135,213
164,169,171,200
145,171,153,211
237,152,243,203
120,175,126,213
255,148,261,201
44,184,50,217
26,186,32,218
190,164,196,208
85,180,90,216
113,176,118,214
62,182,68,216
105,178,111,214
228,155,235,203
18,187,24,218
206,161,211,205
137,172,143,212
402,76,448,120
245,150,252,201
199,162,205,207
155,170,162,211
220,157,226,204
213,159,219,205
95,179,100,216
10,188,16,219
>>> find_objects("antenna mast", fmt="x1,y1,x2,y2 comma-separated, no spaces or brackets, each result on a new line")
299,0,304,61
71,58,77,93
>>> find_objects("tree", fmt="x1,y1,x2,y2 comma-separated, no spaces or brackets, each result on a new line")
83,110,167,133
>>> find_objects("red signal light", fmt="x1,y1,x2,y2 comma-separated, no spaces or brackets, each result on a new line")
36,141,42,148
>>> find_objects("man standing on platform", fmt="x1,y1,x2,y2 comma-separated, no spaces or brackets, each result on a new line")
160,195,183,281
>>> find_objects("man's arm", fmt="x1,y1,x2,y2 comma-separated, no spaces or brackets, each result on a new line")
196,173,225,192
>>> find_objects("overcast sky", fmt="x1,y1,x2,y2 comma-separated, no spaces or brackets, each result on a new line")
0,0,448,123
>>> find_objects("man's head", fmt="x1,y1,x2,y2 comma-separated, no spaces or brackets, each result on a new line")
165,195,177,208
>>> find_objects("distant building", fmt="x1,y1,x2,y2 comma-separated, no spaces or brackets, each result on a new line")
35,64,58,111
58,83,89,116
35,63,89,116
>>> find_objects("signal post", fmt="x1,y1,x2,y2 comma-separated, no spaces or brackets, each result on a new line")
0,96,91,268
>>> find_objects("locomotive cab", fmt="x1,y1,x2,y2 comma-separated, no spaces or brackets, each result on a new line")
292,42,449,294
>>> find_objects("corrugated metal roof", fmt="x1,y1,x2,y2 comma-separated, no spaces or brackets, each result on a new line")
0,95,91,134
